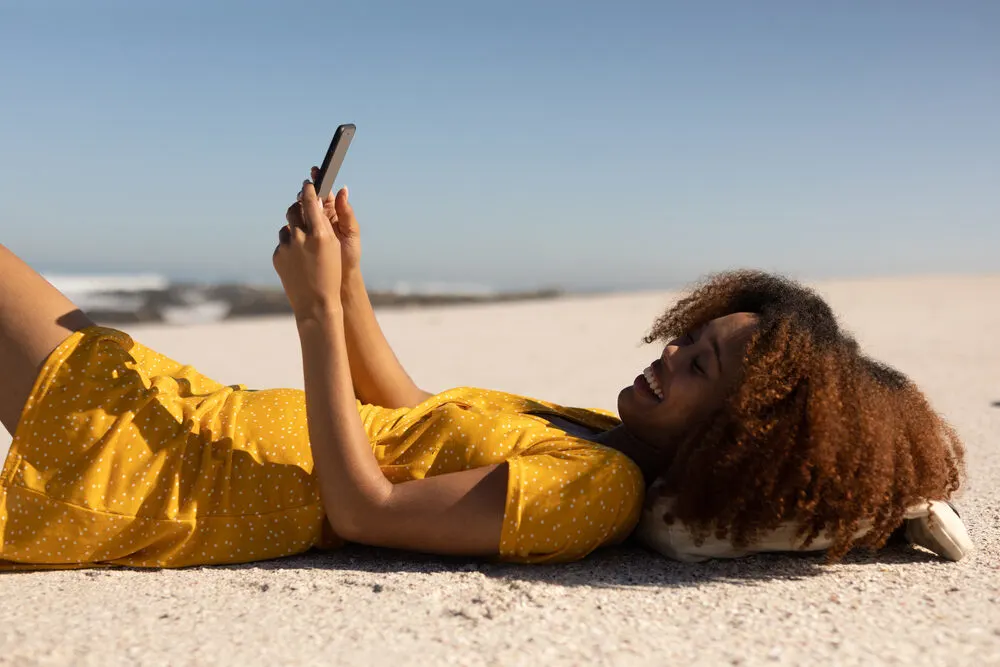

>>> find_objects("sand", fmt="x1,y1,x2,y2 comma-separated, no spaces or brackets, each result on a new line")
1,274,998,666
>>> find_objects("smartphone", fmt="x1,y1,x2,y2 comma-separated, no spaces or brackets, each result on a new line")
315,124,356,199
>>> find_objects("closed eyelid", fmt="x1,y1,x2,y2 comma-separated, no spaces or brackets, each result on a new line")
710,336,723,375
688,327,721,377
691,354,705,376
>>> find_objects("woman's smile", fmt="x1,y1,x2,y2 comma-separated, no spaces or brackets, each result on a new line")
635,360,667,402
633,371,662,402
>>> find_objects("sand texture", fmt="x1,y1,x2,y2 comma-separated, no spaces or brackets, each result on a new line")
1,275,998,666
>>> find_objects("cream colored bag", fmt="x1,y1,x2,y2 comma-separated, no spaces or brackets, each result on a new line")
636,484,974,563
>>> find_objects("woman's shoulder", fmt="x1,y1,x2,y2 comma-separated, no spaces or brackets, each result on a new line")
431,386,621,430
500,436,645,563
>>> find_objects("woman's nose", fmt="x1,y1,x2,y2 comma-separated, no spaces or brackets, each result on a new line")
662,345,679,372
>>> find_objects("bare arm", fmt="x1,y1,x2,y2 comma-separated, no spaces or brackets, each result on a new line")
341,269,433,409
319,179,431,409
297,311,505,555
275,179,504,556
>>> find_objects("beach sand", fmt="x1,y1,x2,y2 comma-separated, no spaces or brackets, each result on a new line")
1,275,998,666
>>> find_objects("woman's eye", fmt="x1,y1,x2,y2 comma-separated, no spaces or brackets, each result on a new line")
692,356,704,376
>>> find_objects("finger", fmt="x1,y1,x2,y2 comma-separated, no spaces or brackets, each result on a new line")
334,187,358,237
278,225,291,245
322,187,339,220
300,179,328,234
301,178,318,206
285,202,305,230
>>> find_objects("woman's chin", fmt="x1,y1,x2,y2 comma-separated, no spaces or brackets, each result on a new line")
618,386,658,425
629,375,664,405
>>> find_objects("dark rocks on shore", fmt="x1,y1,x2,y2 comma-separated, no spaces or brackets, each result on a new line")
84,284,564,324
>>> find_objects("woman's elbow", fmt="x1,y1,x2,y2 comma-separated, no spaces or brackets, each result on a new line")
321,489,391,545
325,506,371,544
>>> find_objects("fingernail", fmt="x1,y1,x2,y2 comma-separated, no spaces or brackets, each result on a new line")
343,186,349,198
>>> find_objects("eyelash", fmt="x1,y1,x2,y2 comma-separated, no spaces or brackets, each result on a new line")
692,356,704,376
683,333,705,376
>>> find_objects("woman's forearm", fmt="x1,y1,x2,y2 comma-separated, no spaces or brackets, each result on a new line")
341,269,432,408
297,309,393,539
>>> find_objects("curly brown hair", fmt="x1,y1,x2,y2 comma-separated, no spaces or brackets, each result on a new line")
644,270,965,560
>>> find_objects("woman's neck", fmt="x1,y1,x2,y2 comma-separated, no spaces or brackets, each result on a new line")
591,425,668,486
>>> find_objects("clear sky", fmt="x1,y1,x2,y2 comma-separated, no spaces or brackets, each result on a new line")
1,0,997,291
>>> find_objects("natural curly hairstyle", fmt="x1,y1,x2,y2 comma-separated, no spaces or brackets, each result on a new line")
643,270,965,560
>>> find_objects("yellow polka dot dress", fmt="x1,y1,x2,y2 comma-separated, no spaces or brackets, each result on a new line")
0,327,645,570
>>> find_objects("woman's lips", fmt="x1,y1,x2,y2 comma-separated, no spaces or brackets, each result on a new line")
634,373,661,401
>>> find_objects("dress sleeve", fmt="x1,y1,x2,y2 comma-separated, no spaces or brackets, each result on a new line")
499,441,646,564
357,401,411,441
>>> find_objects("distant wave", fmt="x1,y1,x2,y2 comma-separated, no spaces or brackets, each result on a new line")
43,273,230,324
38,274,557,325
44,274,499,298
44,273,171,295
385,281,498,297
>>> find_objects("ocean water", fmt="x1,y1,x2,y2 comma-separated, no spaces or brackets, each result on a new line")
43,273,230,323
39,273,515,324
44,273,171,295
381,280,498,297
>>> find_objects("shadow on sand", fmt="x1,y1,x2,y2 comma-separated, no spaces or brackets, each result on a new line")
222,540,946,590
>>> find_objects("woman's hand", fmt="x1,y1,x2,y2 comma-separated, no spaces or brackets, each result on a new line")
309,166,362,289
273,177,343,323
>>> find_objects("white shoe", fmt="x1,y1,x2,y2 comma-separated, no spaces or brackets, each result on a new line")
903,500,974,562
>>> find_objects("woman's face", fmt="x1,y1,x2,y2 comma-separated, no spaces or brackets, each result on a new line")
618,312,758,448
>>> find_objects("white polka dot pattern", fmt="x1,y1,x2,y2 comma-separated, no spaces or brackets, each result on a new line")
360,387,646,564
0,329,645,570
0,328,340,570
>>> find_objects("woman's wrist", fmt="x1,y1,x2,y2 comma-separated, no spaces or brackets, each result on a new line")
341,268,365,298
294,299,345,330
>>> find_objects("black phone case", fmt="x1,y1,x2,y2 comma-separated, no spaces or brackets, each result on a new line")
316,123,356,198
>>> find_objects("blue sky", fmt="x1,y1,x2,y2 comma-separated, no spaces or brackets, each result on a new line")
1,0,997,291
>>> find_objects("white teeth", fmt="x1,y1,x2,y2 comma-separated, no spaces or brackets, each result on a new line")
642,366,664,400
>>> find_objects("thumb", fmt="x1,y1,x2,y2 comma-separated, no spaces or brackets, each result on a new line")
335,187,359,236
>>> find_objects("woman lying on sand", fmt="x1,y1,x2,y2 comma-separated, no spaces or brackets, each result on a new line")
0,173,970,570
